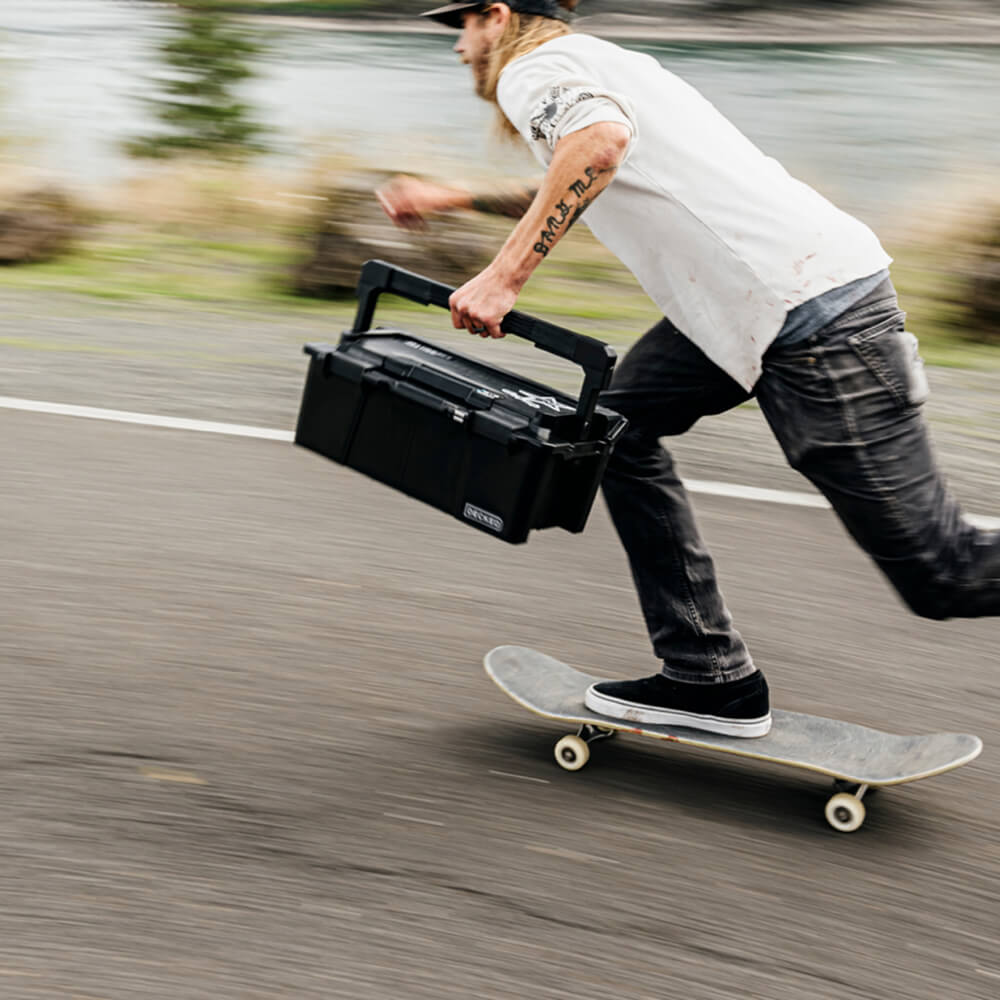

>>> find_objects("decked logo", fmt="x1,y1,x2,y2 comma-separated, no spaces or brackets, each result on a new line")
500,388,574,413
463,503,504,534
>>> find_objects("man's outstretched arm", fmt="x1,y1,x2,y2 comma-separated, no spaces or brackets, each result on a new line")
469,184,539,219
448,121,631,337
376,177,539,227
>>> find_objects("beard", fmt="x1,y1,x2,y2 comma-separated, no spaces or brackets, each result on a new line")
470,46,492,100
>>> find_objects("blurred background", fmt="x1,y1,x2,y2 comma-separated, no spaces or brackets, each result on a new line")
1,0,998,356
1,3,998,999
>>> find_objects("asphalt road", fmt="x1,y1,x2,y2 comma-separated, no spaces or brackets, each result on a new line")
2,394,998,999
2,291,999,997
1,291,999,507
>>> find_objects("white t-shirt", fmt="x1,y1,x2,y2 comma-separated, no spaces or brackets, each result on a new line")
497,34,892,390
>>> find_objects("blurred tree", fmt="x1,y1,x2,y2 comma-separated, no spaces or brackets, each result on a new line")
127,4,266,160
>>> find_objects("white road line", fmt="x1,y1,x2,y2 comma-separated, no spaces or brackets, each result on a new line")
687,477,1000,530
2,395,999,529
0,395,294,442
685,478,829,510
488,770,551,784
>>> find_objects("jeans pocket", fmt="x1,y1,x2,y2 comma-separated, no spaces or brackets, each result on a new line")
847,320,928,410
902,331,930,406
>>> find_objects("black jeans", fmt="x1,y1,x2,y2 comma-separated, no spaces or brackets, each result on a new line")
600,281,1000,683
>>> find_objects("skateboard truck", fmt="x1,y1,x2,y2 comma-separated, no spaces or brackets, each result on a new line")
554,724,617,771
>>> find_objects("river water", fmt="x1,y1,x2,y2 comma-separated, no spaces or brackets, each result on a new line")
2,0,998,227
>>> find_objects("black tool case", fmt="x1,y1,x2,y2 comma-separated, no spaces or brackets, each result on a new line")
295,260,627,544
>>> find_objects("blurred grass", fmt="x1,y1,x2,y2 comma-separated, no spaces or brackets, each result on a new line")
0,161,996,368
0,226,313,307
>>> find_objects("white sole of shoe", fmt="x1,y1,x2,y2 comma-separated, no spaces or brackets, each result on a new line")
584,686,773,738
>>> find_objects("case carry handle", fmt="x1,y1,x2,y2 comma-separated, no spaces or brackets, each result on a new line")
351,259,617,432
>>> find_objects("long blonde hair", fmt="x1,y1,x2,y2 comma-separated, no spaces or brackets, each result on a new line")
479,7,574,139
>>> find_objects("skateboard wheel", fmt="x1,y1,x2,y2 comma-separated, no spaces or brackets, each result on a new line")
825,792,866,833
554,734,590,771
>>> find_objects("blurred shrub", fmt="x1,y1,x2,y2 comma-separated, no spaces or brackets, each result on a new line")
127,5,266,160
951,209,1000,344
0,187,82,264
292,173,495,297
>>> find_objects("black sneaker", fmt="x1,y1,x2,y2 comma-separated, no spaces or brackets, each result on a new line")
584,671,772,738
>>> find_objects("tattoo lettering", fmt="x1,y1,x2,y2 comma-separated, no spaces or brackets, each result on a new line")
532,165,616,258
532,198,573,257
568,165,613,199
567,196,595,230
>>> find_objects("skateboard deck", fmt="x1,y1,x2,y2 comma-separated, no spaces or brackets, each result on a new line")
484,645,983,832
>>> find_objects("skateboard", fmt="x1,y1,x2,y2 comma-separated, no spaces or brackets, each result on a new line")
484,645,983,833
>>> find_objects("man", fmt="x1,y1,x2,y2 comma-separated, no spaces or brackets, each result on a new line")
378,1,1000,738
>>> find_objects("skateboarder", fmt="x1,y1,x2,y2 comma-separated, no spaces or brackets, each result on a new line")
378,1,1000,738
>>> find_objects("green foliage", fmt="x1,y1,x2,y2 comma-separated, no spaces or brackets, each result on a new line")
127,7,266,160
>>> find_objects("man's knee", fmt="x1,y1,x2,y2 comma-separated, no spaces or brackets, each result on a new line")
601,433,692,521
604,424,672,481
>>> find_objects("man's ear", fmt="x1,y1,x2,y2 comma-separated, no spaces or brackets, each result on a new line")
486,2,512,31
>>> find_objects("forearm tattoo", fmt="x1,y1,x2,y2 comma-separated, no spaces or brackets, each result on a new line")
470,183,539,219
532,165,614,258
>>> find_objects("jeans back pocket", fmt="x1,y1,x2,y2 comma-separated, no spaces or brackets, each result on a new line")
847,321,928,409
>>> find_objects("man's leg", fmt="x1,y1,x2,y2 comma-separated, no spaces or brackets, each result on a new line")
757,283,1000,620
586,318,772,737
602,430,754,683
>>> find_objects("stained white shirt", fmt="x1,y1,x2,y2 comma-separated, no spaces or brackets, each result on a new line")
497,33,892,390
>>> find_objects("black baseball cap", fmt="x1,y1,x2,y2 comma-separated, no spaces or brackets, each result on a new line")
420,1,571,30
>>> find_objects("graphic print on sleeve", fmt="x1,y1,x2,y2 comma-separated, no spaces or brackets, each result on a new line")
529,85,596,147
